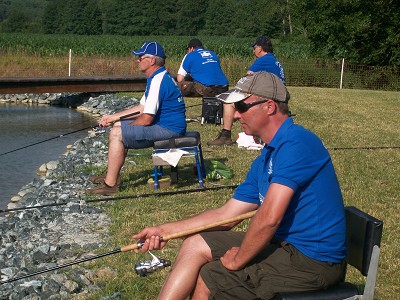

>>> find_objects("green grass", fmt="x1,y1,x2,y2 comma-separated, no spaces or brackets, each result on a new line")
83,87,398,299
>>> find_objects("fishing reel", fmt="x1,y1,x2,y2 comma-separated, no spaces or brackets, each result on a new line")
134,251,171,277
93,126,107,135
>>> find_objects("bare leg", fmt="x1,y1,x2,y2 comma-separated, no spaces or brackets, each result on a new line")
192,275,211,300
158,234,212,300
222,103,235,131
104,126,126,186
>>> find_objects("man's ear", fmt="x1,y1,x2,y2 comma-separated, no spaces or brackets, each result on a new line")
266,99,278,115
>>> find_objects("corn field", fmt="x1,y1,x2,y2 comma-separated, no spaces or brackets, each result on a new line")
1,33,399,91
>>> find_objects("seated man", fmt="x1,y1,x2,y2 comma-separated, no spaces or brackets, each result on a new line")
134,72,346,300
208,35,286,146
177,38,229,97
87,41,186,195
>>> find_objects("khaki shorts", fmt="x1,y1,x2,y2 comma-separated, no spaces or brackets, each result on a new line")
199,231,345,300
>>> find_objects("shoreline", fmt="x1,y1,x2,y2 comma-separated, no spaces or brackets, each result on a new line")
0,94,138,299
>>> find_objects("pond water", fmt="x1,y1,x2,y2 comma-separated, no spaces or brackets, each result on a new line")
0,103,95,209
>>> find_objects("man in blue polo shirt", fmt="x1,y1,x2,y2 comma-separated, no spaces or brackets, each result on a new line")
134,71,346,299
177,38,229,97
87,41,186,195
208,35,286,146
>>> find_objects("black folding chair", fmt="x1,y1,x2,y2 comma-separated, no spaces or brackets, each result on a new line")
276,206,383,300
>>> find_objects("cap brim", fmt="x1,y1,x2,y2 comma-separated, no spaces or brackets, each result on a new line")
216,90,250,103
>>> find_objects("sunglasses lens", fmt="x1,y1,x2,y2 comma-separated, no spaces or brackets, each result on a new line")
234,101,248,113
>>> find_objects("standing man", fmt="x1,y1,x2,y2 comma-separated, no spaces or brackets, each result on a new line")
87,41,186,195
134,72,346,300
208,35,286,146
177,38,229,97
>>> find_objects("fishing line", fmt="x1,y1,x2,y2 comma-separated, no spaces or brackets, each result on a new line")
0,102,202,157
0,184,238,213
186,103,203,109
328,146,400,150
0,210,254,284
0,111,139,157
0,113,100,157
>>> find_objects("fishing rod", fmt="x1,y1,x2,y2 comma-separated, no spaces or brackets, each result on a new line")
328,146,400,150
0,111,140,157
0,103,201,157
0,184,239,213
186,103,203,109
0,210,256,284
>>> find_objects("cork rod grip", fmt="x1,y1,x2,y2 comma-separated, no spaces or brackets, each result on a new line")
120,210,257,252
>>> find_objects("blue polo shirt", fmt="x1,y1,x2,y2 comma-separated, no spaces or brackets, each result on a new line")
140,67,186,134
248,53,286,84
177,48,229,87
233,118,346,263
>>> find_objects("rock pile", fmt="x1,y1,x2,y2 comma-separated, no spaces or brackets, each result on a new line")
0,93,138,299
0,93,99,107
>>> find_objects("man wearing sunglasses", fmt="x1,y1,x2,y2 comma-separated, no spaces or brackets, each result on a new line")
87,42,186,195
208,35,285,146
134,71,346,299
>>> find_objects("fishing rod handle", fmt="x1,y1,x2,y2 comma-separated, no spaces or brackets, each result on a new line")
110,111,140,123
161,210,257,242
120,241,144,252
119,211,256,252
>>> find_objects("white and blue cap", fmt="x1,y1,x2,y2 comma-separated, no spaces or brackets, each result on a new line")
132,41,166,59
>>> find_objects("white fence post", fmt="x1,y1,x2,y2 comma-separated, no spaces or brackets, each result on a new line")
340,58,345,89
68,49,72,77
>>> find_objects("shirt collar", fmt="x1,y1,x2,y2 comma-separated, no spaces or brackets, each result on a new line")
149,66,166,79
265,117,294,150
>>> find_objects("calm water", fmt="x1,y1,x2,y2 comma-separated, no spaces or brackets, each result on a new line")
0,103,95,210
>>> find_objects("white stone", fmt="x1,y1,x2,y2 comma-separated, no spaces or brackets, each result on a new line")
10,195,21,203
46,161,58,170
38,163,47,173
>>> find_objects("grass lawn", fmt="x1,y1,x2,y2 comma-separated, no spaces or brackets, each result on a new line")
85,87,399,300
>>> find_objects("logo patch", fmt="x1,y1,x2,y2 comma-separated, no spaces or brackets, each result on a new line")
268,158,273,175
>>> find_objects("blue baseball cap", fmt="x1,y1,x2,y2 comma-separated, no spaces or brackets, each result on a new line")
132,41,166,59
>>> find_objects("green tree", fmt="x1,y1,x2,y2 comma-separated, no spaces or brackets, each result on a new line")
175,0,207,36
0,10,29,32
0,0,46,33
43,0,102,34
201,0,237,36
0,0,11,22
100,0,139,35
289,0,400,66
82,0,102,35
42,0,63,33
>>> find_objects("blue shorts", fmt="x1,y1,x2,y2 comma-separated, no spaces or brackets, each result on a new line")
120,120,182,149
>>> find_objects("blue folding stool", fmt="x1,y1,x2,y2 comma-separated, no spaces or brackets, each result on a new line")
152,131,206,190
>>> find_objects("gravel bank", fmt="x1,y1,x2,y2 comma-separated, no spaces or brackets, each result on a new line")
0,93,138,299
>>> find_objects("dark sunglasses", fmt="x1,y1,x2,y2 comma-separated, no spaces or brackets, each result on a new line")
234,99,268,113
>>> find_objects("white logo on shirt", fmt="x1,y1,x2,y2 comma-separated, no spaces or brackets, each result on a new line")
268,158,273,175
259,193,264,204
200,51,213,58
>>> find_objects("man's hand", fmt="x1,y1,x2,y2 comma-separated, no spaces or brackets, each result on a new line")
98,115,118,127
132,226,168,253
220,247,244,271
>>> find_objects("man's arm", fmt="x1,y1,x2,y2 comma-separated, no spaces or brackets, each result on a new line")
129,113,154,126
133,198,258,252
98,104,144,127
177,74,185,83
221,183,294,270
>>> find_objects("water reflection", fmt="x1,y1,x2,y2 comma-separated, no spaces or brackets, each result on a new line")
0,103,95,209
